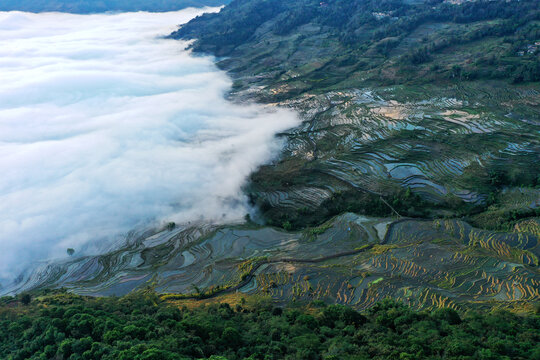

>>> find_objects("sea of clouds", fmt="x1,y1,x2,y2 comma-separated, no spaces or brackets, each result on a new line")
0,9,299,282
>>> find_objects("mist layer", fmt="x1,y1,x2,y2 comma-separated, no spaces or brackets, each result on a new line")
0,9,298,281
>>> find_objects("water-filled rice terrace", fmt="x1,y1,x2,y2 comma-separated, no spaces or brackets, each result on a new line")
250,82,539,215
7,214,539,312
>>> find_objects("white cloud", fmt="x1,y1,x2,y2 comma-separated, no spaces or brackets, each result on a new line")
0,9,299,281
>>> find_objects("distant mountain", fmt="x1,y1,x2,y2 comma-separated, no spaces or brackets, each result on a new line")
0,0,230,13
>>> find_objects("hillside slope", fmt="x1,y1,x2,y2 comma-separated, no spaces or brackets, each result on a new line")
173,0,540,231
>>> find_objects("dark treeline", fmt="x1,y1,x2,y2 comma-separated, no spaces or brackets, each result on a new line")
0,291,538,360
255,187,434,231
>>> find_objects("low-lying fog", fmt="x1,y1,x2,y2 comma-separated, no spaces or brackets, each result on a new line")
0,9,298,282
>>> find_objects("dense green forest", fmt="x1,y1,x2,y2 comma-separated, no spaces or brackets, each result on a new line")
0,0,230,13
0,291,538,360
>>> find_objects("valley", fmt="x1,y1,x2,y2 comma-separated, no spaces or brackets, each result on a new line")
0,1,539,359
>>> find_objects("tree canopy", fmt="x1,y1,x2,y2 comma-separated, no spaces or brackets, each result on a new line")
0,291,538,359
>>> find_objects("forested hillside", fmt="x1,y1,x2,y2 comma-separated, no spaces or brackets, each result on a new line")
0,291,538,360
0,0,229,13
174,0,540,232
176,0,540,84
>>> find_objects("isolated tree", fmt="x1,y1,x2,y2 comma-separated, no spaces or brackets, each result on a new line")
282,221,292,231
20,293,31,305
166,222,176,231
191,284,201,296
67,248,75,256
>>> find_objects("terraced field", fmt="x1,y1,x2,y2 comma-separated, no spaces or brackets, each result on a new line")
5,214,538,313
247,82,540,226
